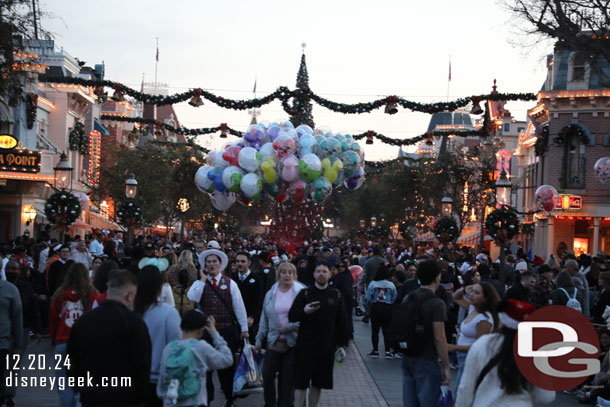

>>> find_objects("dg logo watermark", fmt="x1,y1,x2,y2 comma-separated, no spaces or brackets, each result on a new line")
515,305,600,391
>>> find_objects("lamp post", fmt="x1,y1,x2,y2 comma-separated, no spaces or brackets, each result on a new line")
125,173,138,199
495,169,512,287
25,206,37,226
441,196,453,218
125,173,138,246
370,216,377,228
54,152,73,191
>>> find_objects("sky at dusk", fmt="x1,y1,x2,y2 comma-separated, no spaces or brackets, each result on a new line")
41,0,552,160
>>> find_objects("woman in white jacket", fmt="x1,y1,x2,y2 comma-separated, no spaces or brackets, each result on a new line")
254,262,305,407
455,299,555,407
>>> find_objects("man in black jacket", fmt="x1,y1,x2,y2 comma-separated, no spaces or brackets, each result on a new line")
232,251,264,339
67,270,151,407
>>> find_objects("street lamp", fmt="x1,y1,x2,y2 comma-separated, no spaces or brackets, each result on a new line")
441,196,453,217
125,173,138,199
54,152,73,191
370,216,377,228
359,219,365,228
495,170,511,207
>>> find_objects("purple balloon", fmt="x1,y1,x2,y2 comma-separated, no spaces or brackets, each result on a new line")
347,176,358,190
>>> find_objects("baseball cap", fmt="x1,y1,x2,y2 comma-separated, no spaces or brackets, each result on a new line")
144,242,154,250
207,240,221,249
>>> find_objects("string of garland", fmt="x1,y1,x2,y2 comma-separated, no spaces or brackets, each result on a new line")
44,191,82,232
484,206,521,243
41,75,537,115
68,121,89,155
117,200,141,226
433,216,460,242
553,123,590,145
101,115,487,148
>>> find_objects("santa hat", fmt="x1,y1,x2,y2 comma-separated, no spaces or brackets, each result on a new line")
532,256,545,267
499,299,536,330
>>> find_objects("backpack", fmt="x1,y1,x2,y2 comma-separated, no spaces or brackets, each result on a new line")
164,339,200,402
389,289,436,355
559,288,582,312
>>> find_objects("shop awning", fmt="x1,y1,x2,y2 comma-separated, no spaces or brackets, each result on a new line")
69,218,92,231
94,118,110,136
34,202,47,220
89,212,125,232
457,230,493,247
414,231,438,242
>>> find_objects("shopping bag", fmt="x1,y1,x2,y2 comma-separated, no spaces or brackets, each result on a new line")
233,339,264,396
437,385,454,407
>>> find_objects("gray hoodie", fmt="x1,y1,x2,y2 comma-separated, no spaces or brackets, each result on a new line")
255,281,305,348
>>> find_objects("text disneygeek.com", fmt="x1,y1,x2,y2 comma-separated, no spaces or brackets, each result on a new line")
5,372,132,391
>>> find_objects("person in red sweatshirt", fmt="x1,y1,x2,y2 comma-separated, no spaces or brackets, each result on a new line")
49,262,101,407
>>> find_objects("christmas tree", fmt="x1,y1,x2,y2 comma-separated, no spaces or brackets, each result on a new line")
289,52,315,128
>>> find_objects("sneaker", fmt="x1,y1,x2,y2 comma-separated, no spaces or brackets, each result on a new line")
392,352,402,359
362,315,369,324
563,387,580,395
450,362,459,370
385,352,393,359
367,350,379,358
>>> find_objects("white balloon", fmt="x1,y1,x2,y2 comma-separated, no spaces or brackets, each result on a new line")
209,190,236,211
238,147,260,173
195,166,215,193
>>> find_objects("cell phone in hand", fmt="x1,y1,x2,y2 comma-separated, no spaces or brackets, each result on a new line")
310,301,321,307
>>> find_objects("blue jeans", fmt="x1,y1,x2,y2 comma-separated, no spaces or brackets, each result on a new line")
401,355,441,407
55,343,80,407
454,351,468,396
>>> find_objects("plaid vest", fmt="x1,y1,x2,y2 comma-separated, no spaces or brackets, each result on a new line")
199,275,234,329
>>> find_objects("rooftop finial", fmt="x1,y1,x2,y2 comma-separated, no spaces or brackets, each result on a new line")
301,42,306,53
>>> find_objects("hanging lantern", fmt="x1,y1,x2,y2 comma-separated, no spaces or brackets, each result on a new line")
366,130,374,145
111,84,125,102
220,123,228,139
470,96,484,115
384,96,399,115
189,88,204,107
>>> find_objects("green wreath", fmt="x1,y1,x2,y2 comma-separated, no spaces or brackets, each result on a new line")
485,206,521,243
44,191,82,231
68,121,89,155
117,200,141,226
553,123,589,145
433,216,459,242
534,126,549,156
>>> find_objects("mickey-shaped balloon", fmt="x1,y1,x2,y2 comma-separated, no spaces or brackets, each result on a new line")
222,166,244,193
297,134,316,156
243,125,266,149
222,145,242,167
279,155,299,182
311,177,333,203
260,158,277,183
344,166,365,191
240,173,263,199
238,147,260,173
207,167,226,192
288,180,306,204
321,157,344,184
341,150,361,178
195,165,215,193
273,134,296,159
299,153,322,182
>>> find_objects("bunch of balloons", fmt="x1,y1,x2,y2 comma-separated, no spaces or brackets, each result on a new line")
594,157,610,185
534,185,559,212
195,121,366,211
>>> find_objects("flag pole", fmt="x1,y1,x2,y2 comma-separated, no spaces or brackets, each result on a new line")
447,55,451,102
154,38,158,122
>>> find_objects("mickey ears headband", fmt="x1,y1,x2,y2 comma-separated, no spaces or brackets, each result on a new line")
138,257,169,272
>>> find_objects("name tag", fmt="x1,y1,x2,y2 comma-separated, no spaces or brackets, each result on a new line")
220,284,228,290
249,278,256,283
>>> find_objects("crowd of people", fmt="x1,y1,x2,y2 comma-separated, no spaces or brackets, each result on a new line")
0,228,609,407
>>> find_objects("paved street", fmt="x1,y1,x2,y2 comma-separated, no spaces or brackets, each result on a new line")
14,316,578,406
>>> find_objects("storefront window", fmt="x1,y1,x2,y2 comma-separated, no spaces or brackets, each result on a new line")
562,130,585,189
574,237,588,256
